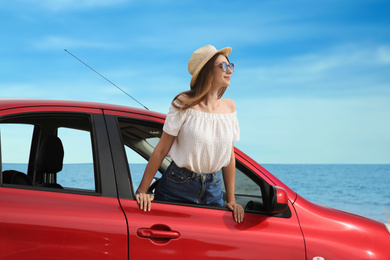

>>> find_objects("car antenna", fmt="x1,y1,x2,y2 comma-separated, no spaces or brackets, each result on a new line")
64,49,149,110
384,207,390,224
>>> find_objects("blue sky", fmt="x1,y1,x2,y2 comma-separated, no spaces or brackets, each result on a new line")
1,0,389,164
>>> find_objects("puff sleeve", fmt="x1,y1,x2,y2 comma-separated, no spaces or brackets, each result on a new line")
163,105,185,136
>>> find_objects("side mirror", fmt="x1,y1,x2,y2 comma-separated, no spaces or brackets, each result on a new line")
244,185,289,215
268,186,288,214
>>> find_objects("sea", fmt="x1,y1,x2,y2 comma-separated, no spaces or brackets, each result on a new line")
3,163,390,223
263,164,390,223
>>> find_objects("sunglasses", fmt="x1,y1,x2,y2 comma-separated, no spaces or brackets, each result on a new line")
218,62,235,72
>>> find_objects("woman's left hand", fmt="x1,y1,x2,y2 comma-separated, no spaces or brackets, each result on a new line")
227,201,244,223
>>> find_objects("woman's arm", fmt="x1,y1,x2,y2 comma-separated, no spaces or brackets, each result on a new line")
136,132,175,211
222,144,244,223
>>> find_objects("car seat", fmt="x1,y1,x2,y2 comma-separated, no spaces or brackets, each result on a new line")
34,135,64,189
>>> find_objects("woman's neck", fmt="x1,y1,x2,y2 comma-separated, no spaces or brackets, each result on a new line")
193,92,222,113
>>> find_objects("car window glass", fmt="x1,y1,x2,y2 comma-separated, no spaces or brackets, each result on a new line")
124,145,149,190
57,127,95,191
0,124,33,173
118,119,168,191
123,136,167,190
233,167,262,197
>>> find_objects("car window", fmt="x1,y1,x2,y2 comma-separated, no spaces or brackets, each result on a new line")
124,145,149,190
118,118,266,213
123,136,168,190
229,166,262,197
57,127,95,190
0,114,97,193
119,118,166,190
0,124,33,173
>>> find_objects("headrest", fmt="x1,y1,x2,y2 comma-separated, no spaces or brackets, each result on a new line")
35,135,64,174
2,170,32,185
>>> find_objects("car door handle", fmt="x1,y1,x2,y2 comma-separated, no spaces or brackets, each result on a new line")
137,228,180,239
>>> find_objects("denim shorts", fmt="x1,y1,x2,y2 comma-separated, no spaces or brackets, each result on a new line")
154,161,224,207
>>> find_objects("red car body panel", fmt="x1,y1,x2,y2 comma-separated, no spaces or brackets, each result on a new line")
0,98,389,259
0,98,158,114
121,200,305,260
294,195,389,259
0,187,127,259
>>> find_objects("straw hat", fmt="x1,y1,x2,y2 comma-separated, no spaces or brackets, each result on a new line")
188,45,232,87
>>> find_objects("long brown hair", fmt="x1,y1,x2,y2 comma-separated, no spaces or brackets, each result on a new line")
172,54,229,110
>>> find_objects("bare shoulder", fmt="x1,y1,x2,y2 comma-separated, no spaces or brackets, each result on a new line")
221,98,236,113
175,94,191,107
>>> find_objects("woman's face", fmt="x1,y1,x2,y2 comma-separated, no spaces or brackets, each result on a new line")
213,55,233,88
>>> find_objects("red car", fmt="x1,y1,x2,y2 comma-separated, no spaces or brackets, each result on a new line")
0,98,389,259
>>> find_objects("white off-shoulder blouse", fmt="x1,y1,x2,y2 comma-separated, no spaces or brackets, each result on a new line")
163,104,240,174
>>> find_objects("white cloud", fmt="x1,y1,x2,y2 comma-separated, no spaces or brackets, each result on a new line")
377,46,390,64
233,43,390,98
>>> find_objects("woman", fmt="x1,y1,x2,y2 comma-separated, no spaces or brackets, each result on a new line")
135,45,244,223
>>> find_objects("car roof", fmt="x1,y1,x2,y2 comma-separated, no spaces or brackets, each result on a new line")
0,98,166,120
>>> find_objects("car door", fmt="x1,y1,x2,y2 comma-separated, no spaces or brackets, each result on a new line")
122,195,304,260
0,107,127,259
105,112,306,260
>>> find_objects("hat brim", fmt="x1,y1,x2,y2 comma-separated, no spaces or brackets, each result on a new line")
190,47,232,87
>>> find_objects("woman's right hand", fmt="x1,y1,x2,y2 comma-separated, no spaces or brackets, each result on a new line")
135,191,154,212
